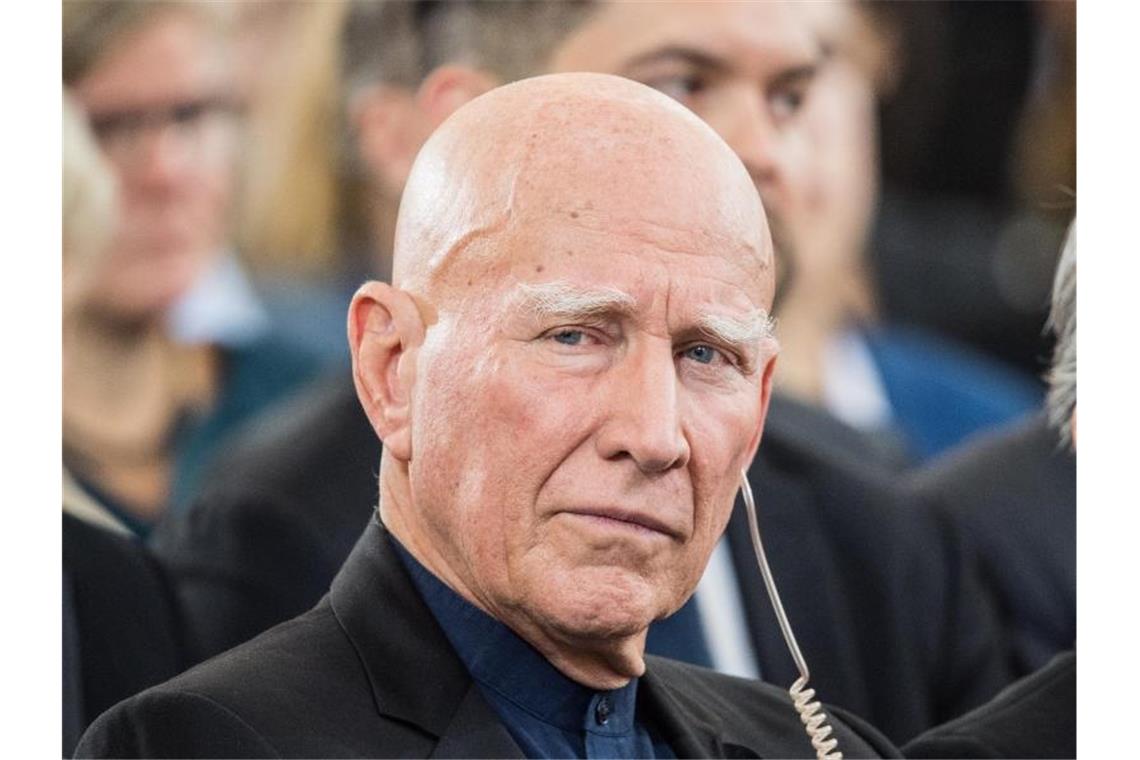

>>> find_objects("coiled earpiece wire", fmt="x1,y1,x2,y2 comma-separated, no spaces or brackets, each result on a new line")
739,470,843,760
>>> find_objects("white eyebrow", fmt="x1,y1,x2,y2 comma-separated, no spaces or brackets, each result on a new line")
698,309,776,347
510,280,636,320
510,278,776,350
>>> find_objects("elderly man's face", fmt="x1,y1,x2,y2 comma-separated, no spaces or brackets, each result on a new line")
549,1,819,234
406,199,774,647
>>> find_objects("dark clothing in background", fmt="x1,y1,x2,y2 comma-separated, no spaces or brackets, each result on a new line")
903,651,1076,759
861,324,1042,461
169,335,324,515
79,519,901,759
153,374,1011,742
737,406,1013,741
151,373,377,653
870,192,1067,380
63,513,187,756
907,414,1076,676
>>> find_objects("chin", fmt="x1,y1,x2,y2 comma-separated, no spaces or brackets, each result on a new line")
98,251,211,320
531,565,673,641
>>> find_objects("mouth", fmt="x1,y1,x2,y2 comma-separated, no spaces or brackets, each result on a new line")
560,506,682,541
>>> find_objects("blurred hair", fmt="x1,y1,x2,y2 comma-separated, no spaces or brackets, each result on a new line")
63,0,233,86
341,0,596,100
329,0,596,271
1045,220,1076,446
62,95,117,305
236,1,349,276
239,1,598,278
836,1,901,98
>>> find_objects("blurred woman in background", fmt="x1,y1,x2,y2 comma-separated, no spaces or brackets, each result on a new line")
62,2,319,534
62,93,188,756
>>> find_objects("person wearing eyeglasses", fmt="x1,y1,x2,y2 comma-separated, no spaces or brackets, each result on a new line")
61,1,320,536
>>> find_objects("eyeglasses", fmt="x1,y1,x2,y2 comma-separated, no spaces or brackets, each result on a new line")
86,96,242,172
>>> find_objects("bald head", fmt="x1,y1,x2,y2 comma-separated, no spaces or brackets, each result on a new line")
392,73,774,306
350,74,781,688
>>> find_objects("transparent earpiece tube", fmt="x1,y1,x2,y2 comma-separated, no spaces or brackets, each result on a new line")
739,470,842,760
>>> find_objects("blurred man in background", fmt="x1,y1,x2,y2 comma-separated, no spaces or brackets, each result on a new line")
771,1,1042,461
904,221,1076,760
153,0,1012,742
905,218,1076,680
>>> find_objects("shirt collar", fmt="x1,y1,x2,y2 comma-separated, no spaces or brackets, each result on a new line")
166,251,269,347
391,535,639,736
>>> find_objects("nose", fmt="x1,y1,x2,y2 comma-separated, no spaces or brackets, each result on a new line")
595,341,691,474
130,124,193,189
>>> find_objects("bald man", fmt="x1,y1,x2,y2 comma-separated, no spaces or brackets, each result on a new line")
77,74,896,760
158,4,1013,743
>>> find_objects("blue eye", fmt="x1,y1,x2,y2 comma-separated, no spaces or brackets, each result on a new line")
684,345,718,364
552,329,585,346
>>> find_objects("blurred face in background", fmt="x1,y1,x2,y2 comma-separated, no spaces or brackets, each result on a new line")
548,1,821,257
70,10,238,320
782,0,882,315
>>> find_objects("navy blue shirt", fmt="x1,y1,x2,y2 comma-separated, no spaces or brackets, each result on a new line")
393,536,675,759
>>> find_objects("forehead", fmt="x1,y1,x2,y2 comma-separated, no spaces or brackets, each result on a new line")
551,1,817,77
72,12,226,110
455,210,772,318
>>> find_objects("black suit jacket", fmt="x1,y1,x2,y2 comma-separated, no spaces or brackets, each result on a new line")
83,519,900,759
733,425,1011,743
903,651,1076,759
63,513,187,756
906,414,1076,676
152,374,1010,742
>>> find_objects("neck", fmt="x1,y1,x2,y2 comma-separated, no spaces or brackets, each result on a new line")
63,308,170,416
510,610,647,690
63,307,218,494
379,459,647,691
772,272,876,404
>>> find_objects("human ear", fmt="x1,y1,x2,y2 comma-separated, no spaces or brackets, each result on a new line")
351,84,433,195
347,281,425,461
415,65,499,129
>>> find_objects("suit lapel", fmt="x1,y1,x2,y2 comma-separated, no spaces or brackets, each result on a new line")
428,683,524,759
330,518,515,749
639,667,728,758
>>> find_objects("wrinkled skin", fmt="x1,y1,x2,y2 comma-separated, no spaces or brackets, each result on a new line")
349,74,779,688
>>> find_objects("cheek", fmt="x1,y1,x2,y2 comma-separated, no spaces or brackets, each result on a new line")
684,399,758,536
410,341,562,558
177,166,234,244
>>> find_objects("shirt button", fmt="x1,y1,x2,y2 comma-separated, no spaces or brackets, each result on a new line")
594,696,611,726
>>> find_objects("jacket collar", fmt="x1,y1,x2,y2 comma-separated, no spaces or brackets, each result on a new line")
639,664,727,757
327,516,764,758
328,516,523,757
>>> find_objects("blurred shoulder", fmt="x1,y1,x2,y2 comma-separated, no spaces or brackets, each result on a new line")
904,652,1075,759
645,656,902,758
75,602,378,758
